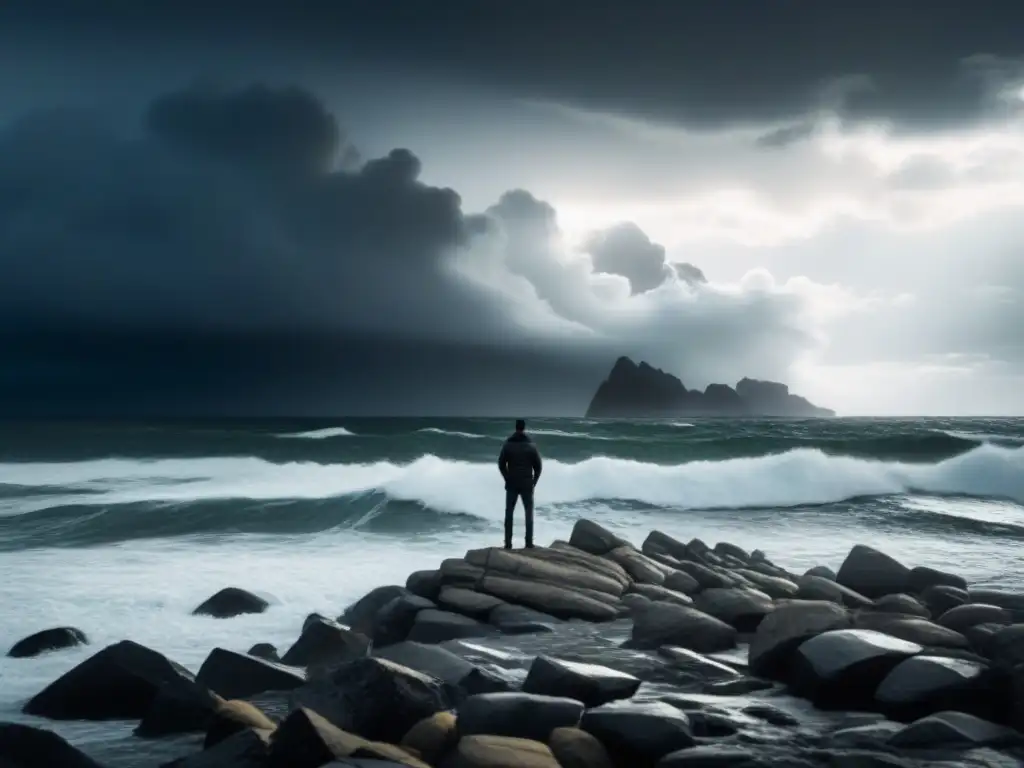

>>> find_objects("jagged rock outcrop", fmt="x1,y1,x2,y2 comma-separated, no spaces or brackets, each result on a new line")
586,356,835,417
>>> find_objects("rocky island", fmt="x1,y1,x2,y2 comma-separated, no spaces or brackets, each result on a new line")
4,518,1024,768
586,356,835,418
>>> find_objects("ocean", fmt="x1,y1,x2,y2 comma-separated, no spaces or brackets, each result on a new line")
1,416,1024,763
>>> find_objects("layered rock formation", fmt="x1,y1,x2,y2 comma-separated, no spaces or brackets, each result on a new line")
586,356,835,418
9,517,1024,768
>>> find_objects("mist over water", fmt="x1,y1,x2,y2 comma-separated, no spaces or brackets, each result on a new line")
1,416,1023,759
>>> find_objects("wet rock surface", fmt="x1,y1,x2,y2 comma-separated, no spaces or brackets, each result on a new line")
10,519,1024,768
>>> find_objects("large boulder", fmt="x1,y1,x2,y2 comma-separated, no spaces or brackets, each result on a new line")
342,584,413,634
407,609,497,644
196,647,305,700
662,570,700,595
522,656,641,708
542,542,632,589
919,585,970,617
466,547,625,597
804,565,837,581
985,624,1024,668
937,604,1012,634
796,575,871,608
373,641,510,700
280,615,370,669
401,711,459,765
692,587,774,632
134,678,224,737
627,602,737,653
7,627,88,658
457,692,584,742
289,657,451,743
22,640,200,721
968,589,1024,612
851,612,970,650
437,587,505,620
569,519,631,555
445,734,561,768
488,604,559,635
203,699,277,748
906,566,968,594
406,569,444,601
748,600,851,678
835,545,910,599
548,726,614,768
192,587,269,619
172,726,272,768
733,570,798,599
628,583,693,607
642,530,690,561
372,593,436,646
268,706,428,767
788,629,922,710
874,654,1001,722
673,561,734,590
0,723,105,768
475,575,618,622
887,711,1021,749
605,546,665,585
580,700,695,765
871,594,930,618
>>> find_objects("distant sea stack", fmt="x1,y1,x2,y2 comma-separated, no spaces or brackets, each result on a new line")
586,356,835,418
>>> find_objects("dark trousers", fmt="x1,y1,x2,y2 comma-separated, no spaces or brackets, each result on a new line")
504,485,534,549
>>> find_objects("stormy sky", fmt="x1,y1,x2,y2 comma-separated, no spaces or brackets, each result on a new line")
1,1,1023,416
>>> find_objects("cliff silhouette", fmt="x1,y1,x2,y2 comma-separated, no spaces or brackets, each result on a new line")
586,357,835,418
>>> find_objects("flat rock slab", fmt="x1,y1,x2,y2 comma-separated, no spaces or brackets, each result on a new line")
522,655,641,708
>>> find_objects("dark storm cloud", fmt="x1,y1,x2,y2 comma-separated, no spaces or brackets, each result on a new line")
4,0,1022,130
584,223,671,295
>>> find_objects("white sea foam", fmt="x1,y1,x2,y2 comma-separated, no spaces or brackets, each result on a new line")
278,427,355,439
3,444,1024,518
416,427,488,439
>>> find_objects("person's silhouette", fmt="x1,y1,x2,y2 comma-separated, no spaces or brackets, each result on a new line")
497,419,543,549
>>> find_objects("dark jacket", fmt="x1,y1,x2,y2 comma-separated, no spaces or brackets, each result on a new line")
498,431,542,491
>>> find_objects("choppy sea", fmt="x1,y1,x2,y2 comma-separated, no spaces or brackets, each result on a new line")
1,416,1023,762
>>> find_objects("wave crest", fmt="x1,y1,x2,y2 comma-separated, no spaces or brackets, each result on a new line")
278,427,355,439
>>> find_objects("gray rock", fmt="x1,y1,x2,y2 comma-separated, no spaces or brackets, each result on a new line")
742,703,799,726
875,655,996,722
852,612,970,649
372,640,510,699
674,561,735,590
871,594,930,618
733,570,798,599
192,587,269,619
796,575,871,608
246,643,279,662
523,544,632,591
0,722,115,768
281,615,370,669
621,593,652,613
628,602,737,653
984,623,1024,667
937,603,1011,634
693,587,774,632
888,711,1021,748
789,629,921,710
906,566,968,594
406,609,496,644
290,656,451,743
341,585,411,635
7,627,88,658
581,700,695,765
523,655,641,707
568,519,632,555
748,599,851,678
968,589,1024,612
436,587,504,620
197,647,305,700
642,530,690,561
606,545,666,585
165,726,271,768
476,574,619,622
663,570,701,595
714,541,750,562
629,583,694,607
467,546,626,597
828,721,905,749
372,594,435,647
457,691,584,742
836,545,910,599
919,585,970,617
488,603,559,634
804,565,837,581
22,640,203,721
963,622,1004,657
405,569,443,601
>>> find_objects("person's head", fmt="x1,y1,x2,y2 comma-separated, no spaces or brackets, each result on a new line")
515,419,526,433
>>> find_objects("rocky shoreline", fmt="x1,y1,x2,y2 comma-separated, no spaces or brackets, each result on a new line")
3,518,1024,767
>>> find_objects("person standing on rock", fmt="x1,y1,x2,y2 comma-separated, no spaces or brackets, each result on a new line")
498,419,543,549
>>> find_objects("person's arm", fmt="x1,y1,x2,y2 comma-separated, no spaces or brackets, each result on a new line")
531,446,543,485
497,444,509,481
